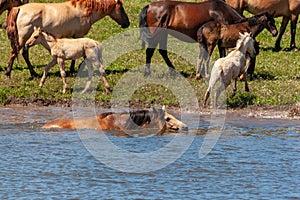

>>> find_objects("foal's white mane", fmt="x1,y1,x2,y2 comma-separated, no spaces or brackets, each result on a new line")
236,32,252,51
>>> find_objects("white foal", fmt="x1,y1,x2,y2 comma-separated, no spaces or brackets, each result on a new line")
25,26,110,94
203,32,256,107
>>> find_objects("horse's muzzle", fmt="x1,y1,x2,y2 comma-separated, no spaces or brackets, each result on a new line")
121,21,130,28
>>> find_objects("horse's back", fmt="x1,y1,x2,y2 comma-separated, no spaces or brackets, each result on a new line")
145,0,243,40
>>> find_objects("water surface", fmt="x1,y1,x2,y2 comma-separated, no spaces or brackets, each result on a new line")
0,106,299,199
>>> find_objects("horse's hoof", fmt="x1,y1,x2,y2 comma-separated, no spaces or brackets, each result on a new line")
4,71,11,78
144,69,151,77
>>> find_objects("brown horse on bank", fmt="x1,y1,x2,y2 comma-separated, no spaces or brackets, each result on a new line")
223,0,300,51
5,0,130,78
139,0,244,78
197,12,278,79
42,107,188,135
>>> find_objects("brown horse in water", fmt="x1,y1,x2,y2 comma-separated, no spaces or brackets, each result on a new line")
5,0,130,78
139,0,244,77
224,0,300,51
197,12,278,79
42,107,188,135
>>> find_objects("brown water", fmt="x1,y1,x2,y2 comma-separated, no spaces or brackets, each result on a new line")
0,106,299,199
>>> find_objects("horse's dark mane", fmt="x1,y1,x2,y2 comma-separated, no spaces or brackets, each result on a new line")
125,110,151,129
236,12,268,25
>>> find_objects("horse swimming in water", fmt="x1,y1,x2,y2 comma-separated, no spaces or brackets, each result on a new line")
42,107,188,135
5,0,130,78
139,0,244,78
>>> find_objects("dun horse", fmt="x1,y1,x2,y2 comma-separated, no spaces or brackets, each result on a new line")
25,27,110,94
139,0,244,77
5,0,130,78
203,32,256,107
197,12,277,79
224,0,300,50
42,107,188,135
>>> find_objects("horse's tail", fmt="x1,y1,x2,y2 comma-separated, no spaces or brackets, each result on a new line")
6,7,20,56
139,5,150,49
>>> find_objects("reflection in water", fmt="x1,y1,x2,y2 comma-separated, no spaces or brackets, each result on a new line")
0,106,299,199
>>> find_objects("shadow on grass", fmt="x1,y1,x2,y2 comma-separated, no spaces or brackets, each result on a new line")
227,92,257,108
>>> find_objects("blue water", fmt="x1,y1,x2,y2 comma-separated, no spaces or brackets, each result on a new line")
0,106,299,199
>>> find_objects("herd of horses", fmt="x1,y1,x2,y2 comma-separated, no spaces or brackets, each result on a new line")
0,0,299,134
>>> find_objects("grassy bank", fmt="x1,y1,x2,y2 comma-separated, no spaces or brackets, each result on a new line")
0,0,299,108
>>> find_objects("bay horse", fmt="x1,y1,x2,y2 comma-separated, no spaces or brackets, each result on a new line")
0,0,27,28
197,12,278,79
25,26,110,94
139,0,244,77
224,0,300,51
5,0,130,78
41,107,188,135
203,32,256,108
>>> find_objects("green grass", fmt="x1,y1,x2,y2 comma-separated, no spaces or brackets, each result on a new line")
0,0,299,108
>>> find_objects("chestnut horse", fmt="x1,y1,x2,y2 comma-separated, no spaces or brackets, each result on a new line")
197,12,278,79
5,0,130,78
224,0,300,51
139,0,244,77
42,108,188,135
0,0,27,29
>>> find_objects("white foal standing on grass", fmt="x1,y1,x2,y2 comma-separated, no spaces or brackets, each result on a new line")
25,26,110,94
203,32,256,108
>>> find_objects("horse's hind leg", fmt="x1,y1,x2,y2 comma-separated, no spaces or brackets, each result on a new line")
158,35,176,76
22,48,40,78
5,50,17,77
98,64,110,93
69,60,76,75
290,14,298,49
80,60,92,94
275,17,289,51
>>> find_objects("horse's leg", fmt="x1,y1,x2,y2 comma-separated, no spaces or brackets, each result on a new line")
218,46,226,58
158,33,176,76
275,17,289,51
145,47,155,76
57,58,68,93
5,50,17,77
80,60,92,94
70,60,76,75
98,63,111,93
22,48,40,78
230,78,238,98
40,58,57,88
203,90,210,107
196,44,210,80
244,73,249,93
290,14,298,49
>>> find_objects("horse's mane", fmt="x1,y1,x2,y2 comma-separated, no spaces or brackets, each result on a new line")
236,12,268,26
125,110,152,129
236,33,249,50
70,0,117,14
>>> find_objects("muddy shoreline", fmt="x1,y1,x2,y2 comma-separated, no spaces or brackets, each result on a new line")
3,97,300,120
